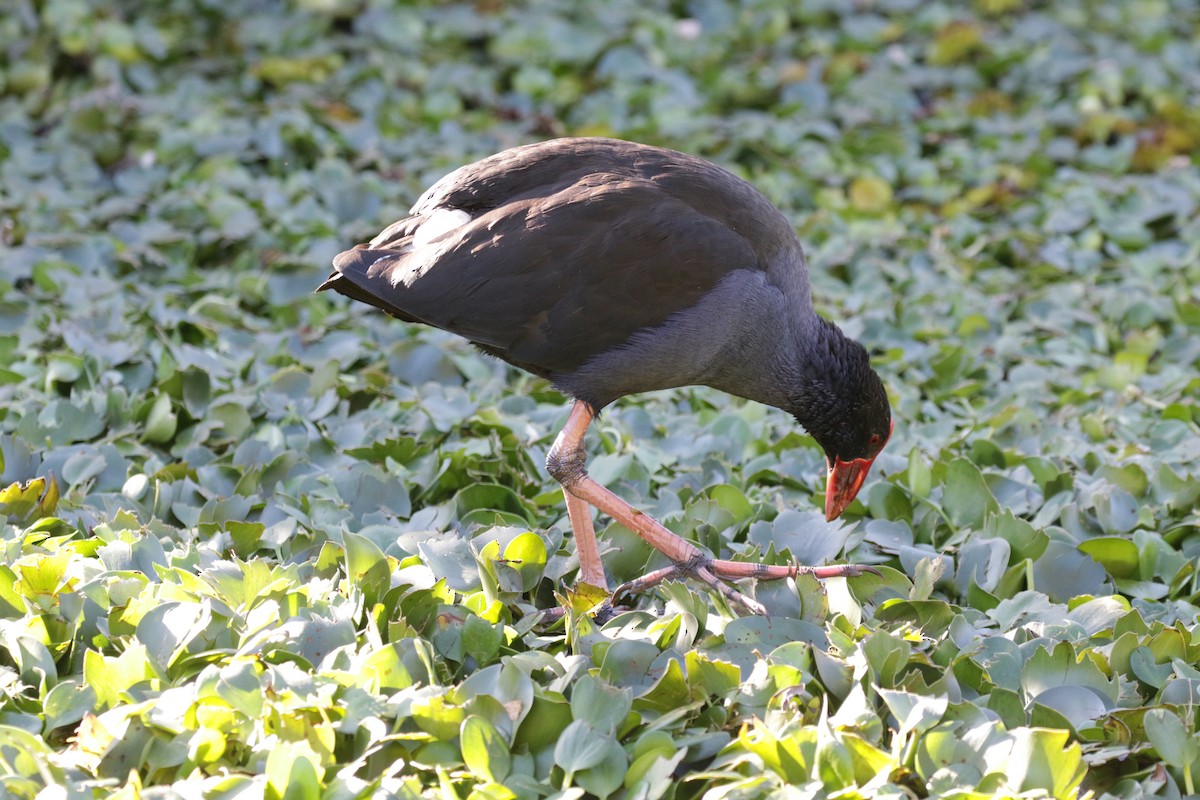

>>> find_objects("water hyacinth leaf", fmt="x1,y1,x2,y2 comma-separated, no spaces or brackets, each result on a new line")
907,449,932,498
1031,541,1109,603
575,738,628,798
723,615,828,652
43,681,98,731
457,663,535,728
500,531,547,592
418,535,482,593
462,614,502,666
814,722,855,788
877,688,948,737
1002,728,1086,799
625,748,686,796
136,601,211,672
554,720,613,774
461,715,511,784
846,564,911,607
461,692,516,744
942,459,999,531
279,617,357,668
1159,678,1200,706
910,556,945,602
635,658,690,713
7,635,58,688
986,511,1048,563
1143,708,1200,772
1130,648,1174,689
2,0,1200,795
0,725,65,784
596,639,663,688
143,393,178,444
1078,537,1140,579
1065,595,1128,636
874,598,957,637
454,484,532,524
749,510,853,567
954,537,1010,594
514,694,572,752
1021,641,1118,703
265,739,324,800
1093,486,1139,534
84,644,160,710
343,531,390,609
708,484,753,522
412,693,468,741
736,719,813,784
216,660,264,719
1029,685,1112,730
570,674,632,736
0,478,54,524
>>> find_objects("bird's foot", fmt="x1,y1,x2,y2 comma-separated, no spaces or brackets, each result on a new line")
611,557,881,616
536,601,630,626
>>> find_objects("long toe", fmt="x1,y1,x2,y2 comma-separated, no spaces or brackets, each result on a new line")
706,559,881,581
609,559,769,616
625,558,881,616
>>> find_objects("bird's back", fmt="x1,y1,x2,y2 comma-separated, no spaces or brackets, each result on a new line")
321,138,811,407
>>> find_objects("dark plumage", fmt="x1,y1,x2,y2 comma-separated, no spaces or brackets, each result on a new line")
321,137,892,614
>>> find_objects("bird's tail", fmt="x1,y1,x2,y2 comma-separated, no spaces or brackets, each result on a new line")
316,244,421,323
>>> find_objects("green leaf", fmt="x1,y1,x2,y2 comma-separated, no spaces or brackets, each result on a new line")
575,737,628,798
848,175,893,213
83,644,160,710
907,449,931,497
0,725,64,784
514,693,572,752
143,393,178,444
1002,728,1086,799
137,601,211,673
1078,537,1140,579
571,674,632,735
500,531,547,592
1143,708,1200,770
43,682,97,731
462,614,502,666
942,458,999,530
877,688,948,737
461,715,511,784
265,740,323,800
344,531,390,609
554,720,613,773
360,641,421,691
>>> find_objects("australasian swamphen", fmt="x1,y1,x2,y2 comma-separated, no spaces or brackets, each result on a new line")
320,138,892,614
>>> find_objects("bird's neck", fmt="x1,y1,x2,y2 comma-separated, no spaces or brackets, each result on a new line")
703,301,835,416
781,317,862,440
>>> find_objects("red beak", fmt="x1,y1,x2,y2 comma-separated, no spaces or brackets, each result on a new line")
824,455,877,521
824,419,892,521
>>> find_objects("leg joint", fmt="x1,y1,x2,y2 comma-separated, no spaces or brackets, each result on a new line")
546,440,588,488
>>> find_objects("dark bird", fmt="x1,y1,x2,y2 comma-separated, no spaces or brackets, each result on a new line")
319,138,891,614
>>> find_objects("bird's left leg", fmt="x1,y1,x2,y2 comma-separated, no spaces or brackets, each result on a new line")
565,491,607,589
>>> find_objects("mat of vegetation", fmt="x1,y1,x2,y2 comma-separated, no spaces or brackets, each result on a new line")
1,0,1199,797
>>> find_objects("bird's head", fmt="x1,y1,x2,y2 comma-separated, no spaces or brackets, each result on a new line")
791,320,893,520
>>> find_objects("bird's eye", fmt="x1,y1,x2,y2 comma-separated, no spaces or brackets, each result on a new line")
868,434,882,446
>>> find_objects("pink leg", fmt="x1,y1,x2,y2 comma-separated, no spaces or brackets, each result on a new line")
546,400,875,614
565,490,607,589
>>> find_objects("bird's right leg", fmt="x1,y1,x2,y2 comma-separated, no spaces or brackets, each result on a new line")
546,400,873,615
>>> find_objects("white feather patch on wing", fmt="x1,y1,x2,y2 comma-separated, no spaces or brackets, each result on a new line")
412,208,472,249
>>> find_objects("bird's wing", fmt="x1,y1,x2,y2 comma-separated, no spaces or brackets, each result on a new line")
324,172,760,377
